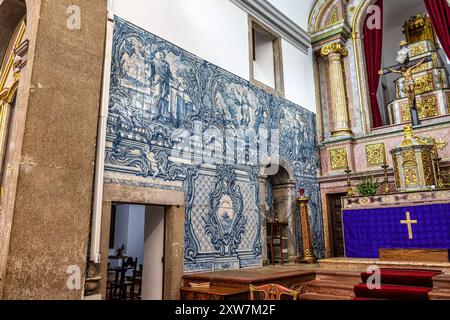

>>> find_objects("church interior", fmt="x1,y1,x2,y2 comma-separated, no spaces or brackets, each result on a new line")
0,0,449,301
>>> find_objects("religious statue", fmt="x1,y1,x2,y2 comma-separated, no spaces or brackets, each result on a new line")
379,41,431,127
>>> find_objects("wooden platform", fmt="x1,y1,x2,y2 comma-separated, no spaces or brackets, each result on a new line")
183,264,317,290
379,249,450,263
319,257,450,273
181,259,450,300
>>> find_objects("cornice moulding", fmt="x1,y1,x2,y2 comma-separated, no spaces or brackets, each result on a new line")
229,0,311,54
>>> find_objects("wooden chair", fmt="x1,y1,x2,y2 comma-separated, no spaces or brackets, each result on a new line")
108,257,138,300
127,263,142,300
249,284,299,300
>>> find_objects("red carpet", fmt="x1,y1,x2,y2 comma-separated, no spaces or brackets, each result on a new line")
353,269,441,300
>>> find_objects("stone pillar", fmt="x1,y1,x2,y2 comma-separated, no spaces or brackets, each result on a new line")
1,0,107,299
163,205,185,300
258,176,270,266
321,43,352,137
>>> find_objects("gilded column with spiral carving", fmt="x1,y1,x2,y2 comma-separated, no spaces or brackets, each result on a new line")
321,43,352,137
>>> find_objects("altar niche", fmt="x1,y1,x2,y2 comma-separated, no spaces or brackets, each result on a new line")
266,165,299,263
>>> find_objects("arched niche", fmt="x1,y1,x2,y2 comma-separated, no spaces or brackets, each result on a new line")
0,0,26,65
309,0,348,34
265,160,299,262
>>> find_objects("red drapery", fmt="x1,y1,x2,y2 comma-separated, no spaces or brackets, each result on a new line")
424,0,450,59
363,0,384,128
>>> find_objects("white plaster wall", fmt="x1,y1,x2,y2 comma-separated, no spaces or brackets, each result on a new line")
126,205,145,267
142,206,165,300
113,205,145,266
267,0,316,30
110,0,317,113
282,40,316,113
110,0,249,80
113,205,129,251
253,32,276,88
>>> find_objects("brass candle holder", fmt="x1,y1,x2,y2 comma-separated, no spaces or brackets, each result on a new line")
381,161,390,194
344,166,355,197
432,140,445,189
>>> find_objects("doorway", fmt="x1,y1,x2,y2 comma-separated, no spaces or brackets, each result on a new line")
267,165,297,263
327,194,346,257
107,204,165,300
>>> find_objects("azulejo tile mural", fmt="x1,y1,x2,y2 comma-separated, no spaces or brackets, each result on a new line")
105,16,324,272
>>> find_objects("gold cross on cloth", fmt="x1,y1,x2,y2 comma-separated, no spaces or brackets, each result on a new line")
400,211,418,240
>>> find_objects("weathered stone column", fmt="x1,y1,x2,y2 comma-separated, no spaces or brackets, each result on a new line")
1,0,107,300
321,43,352,137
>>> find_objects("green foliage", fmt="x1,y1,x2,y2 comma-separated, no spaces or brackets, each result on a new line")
357,176,381,197
114,244,127,257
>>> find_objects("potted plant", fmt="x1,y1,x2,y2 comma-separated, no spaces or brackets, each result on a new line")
357,176,381,197
114,243,127,257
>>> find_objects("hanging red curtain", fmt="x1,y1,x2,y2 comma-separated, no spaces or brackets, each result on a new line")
363,0,384,128
424,0,450,59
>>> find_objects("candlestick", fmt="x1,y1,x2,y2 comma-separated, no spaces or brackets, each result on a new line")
381,162,390,194
344,166,355,197
432,139,445,189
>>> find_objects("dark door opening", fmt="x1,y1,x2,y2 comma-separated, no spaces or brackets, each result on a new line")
327,194,347,257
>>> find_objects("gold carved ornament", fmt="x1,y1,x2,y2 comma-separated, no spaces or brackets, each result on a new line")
320,43,348,57
403,14,437,45
417,96,439,118
392,155,401,189
421,137,448,153
328,9,339,26
404,168,419,187
365,143,386,167
402,150,419,187
401,95,438,122
330,148,348,170
409,43,427,57
401,102,411,123
413,73,434,95
412,62,430,74
421,151,435,185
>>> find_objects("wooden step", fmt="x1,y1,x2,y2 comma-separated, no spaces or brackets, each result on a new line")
315,270,361,283
304,280,355,298
380,249,449,263
429,290,450,300
299,293,351,300
432,274,450,290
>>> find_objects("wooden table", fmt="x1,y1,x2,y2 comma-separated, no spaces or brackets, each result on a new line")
180,286,250,300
